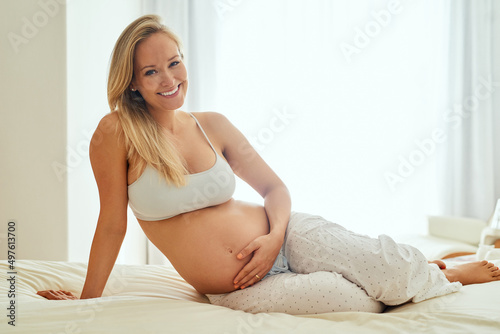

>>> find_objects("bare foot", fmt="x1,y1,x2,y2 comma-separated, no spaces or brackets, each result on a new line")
37,290,78,300
442,260,500,285
429,260,446,269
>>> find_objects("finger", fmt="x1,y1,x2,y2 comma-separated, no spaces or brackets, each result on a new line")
39,290,57,297
61,291,78,300
36,291,48,298
240,272,264,289
49,290,65,299
55,290,76,300
429,260,446,269
238,267,260,286
234,256,274,287
234,261,268,288
233,265,252,286
242,272,263,288
236,241,259,260
37,290,58,300
37,290,76,300
233,260,261,287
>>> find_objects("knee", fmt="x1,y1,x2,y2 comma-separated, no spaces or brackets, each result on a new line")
305,271,385,313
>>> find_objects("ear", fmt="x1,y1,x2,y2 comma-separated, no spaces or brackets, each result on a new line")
129,76,137,91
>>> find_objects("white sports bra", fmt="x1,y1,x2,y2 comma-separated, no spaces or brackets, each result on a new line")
127,113,236,221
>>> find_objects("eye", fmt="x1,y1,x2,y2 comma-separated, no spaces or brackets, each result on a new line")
169,61,180,68
145,69,157,76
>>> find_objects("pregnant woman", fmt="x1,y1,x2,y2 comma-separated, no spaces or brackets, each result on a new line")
38,15,500,315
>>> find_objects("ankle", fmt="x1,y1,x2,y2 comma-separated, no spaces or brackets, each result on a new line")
442,268,458,283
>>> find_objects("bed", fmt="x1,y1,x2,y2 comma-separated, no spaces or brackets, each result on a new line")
1,256,499,334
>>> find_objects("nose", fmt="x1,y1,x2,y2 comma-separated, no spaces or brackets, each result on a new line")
160,70,175,87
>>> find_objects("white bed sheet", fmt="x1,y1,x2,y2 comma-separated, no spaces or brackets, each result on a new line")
396,234,479,260
1,259,499,334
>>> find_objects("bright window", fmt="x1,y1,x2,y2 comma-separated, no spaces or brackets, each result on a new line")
205,0,448,237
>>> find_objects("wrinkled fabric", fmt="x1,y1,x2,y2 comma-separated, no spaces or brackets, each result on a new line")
207,212,461,315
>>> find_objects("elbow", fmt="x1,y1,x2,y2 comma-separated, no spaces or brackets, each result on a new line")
109,226,127,237
96,214,127,237
274,181,289,194
264,182,290,199
97,224,127,239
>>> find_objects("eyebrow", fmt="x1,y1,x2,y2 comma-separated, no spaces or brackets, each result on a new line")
140,55,180,71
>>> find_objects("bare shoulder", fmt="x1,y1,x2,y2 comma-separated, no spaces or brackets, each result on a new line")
90,112,127,161
91,113,125,148
94,112,122,137
190,111,232,130
190,111,239,139
190,111,238,149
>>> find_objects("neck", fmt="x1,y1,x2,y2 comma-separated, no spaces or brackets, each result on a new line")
148,107,181,133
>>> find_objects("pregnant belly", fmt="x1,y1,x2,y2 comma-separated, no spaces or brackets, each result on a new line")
138,199,270,294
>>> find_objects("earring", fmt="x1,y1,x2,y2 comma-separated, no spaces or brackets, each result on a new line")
130,87,136,91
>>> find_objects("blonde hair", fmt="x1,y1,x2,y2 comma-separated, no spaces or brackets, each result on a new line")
108,15,187,186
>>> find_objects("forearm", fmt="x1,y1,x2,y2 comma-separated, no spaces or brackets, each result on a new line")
264,184,291,240
80,226,125,299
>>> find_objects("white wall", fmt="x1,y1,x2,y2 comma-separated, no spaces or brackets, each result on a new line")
0,0,145,262
0,0,68,260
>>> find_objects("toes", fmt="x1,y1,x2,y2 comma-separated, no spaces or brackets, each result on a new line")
432,260,446,269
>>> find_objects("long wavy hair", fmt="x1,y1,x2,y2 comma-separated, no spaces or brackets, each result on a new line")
108,14,187,186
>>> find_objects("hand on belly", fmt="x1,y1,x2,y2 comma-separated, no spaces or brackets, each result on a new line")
232,233,283,290
139,200,272,294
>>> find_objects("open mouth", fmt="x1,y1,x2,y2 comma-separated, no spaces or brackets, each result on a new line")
158,85,180,96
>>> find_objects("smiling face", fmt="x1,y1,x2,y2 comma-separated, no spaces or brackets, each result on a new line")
131,32,188,115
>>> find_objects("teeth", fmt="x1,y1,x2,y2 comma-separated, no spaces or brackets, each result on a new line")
159,86,179,96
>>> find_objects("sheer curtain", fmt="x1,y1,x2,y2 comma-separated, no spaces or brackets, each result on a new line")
438,0,500,220
145,0,452,263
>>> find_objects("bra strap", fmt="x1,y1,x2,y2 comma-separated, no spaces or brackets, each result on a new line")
188,112,217,153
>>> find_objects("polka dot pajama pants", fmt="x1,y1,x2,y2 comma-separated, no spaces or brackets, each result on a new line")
207,212,461,315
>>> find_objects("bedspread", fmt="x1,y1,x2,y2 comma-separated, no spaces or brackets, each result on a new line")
1,259,499,333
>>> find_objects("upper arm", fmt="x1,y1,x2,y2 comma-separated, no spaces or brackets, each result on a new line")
89,113,128,233
200,112,286,198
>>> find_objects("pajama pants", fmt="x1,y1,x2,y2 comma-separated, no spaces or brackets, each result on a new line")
206,212,462,315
